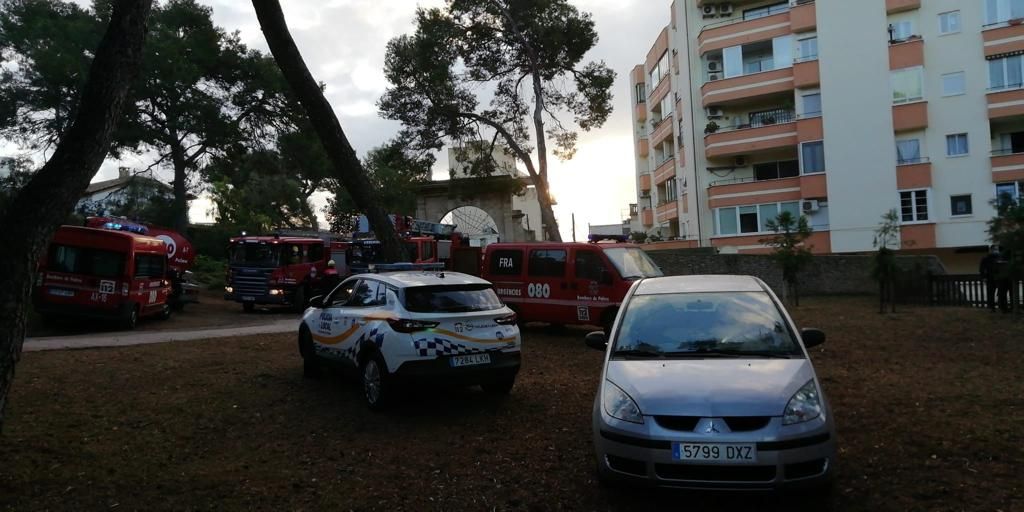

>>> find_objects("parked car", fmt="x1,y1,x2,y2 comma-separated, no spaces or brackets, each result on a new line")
586,275,836,493
298,269,521,409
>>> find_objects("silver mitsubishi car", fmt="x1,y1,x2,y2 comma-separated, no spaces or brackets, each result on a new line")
588,275,836,491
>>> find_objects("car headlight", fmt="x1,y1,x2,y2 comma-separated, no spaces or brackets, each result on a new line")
225,286,234,293
783,379,822,425
603,380,643,424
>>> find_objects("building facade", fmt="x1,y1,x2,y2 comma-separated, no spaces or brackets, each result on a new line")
631,0,1022,270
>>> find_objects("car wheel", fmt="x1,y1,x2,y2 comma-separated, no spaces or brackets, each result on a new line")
159,303,172,321
481,375,515,395
298,328,321,379
360,353,391,411
120,304,139,330
243,302,255,313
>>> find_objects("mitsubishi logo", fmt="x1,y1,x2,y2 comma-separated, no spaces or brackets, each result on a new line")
705,420,720,434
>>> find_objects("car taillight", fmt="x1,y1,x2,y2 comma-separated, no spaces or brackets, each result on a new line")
495,313,517,325
387,318,439,333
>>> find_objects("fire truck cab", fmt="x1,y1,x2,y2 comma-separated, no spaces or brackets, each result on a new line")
34,226,173,329
225,235,347,312
481,238,663,331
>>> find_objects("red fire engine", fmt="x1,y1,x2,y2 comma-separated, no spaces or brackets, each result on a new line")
479,236,664,331
33,220,186,329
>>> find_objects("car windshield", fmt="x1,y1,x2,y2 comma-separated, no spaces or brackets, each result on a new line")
404,285,504,313
612,292,802,358
603,248,663,279
229,242,280,267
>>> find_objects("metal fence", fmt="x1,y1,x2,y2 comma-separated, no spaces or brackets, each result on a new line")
927,274,1024,309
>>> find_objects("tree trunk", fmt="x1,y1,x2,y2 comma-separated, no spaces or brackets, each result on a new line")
0,0,152,431
170,141,189,233
251,0,404,261
532,176,562,242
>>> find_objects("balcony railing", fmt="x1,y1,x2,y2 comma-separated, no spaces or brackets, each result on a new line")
713,109,796,133
992,148,1024,156
701,4,790,31
897,156,930,166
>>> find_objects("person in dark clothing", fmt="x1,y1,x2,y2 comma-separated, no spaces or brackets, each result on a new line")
320,260,341,297
995,249,1014,313
980,247,1000,311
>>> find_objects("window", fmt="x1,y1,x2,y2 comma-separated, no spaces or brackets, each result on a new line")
989,55,1024,90
649,51,670,86
350,280,384,307
715,201,802,236
47,245,125,279
329,280,356,306
403,285,503,313
797,37,818,61
660,95,674,117
306,244,324,263
899,190,929,222
896,139,922,164
941,72,965,96
528,249,567,277
801,141,826,174
743,2,788,20
574,250,606,281
985,0,1024,25
664,178,678,202
946,133,969,156
721,36,792,79
996,181,1024,205
753,160,799,181
939,11,961,34
802,92,822,117
489,249,523,276
996,132,1024,154
134,254,165,278
635,83,646,103
950,195,973,216
892,67,924,103
889,20,914,41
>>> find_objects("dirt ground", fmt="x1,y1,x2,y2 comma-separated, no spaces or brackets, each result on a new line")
2,297,1022,511
27,290,299,338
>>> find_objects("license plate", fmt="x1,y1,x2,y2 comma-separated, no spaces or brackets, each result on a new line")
672,443,757,463
48,288,74,297
450,353,491,367
242,296,255,302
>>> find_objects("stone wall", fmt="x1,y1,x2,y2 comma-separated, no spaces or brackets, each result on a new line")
645,249,945,296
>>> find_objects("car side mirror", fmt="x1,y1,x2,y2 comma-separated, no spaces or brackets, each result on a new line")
309,295,325,309
585,331,608,351
801,328,826,348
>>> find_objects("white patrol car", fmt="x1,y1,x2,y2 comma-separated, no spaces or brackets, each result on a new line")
298,270,521,409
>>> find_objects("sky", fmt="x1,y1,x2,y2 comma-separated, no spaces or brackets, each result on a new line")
64,0,670,241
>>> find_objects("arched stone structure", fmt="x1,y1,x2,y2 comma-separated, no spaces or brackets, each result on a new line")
414,176,537,242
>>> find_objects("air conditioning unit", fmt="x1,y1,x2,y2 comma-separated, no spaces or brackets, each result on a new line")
708,72,722,81
706,106,724,119
702,4,719,17
802,199,821,213
707,60,722,72
734,156,747,167
719,3,734,16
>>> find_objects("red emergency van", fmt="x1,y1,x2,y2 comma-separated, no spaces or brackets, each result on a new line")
480,239,664,331
34,226,173,329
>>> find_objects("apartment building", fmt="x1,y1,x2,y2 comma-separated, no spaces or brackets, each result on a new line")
630,0,1024,270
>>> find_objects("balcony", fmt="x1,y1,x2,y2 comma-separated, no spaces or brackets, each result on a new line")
654,157,676,185
991,151,1024,182
707,176,803,209
892,101,928,131
639,173,652,193
984,20,1024,58
637,138,649,158
705,111,798,159
889,38,924,70
896,159,932,189
656,201,678,221
988,87,1024,119
651,115,674,146
886,0,919,14
900,223,935,250
790,1,816,33
793,58,819,88
702,67,794,107
698,9,791,55
642,208,654,227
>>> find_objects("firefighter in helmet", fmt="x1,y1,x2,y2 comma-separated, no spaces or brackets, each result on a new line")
321,259,341,296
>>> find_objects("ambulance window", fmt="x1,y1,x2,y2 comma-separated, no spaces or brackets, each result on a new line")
528,249,567,278
306,244,324,263
575,251,606,281
489,250,523,275
134,254,166,278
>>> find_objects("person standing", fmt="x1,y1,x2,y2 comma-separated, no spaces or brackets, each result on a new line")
995,248,1013,313
980,246,1000,311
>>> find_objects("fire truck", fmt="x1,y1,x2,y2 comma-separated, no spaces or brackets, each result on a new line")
478,235,664,332
33,217,196,329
